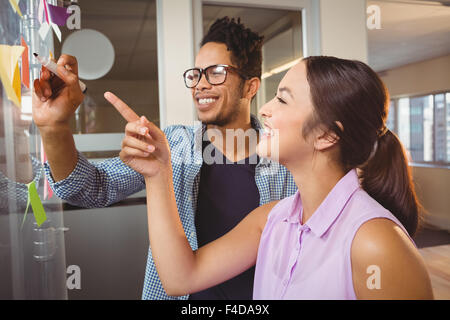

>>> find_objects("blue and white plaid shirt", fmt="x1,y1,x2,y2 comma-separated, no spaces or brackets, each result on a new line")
44,115,297,300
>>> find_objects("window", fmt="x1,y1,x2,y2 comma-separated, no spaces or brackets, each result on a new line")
389,92,450,166
386,100,396,132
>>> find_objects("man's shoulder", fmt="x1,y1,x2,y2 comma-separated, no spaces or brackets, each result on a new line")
163,124,199,142
163,124,203,166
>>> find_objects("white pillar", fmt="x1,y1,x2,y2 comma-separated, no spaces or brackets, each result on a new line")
319,0,368,62
156,0,196,128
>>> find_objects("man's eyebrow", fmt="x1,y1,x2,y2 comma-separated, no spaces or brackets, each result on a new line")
278,87,294,99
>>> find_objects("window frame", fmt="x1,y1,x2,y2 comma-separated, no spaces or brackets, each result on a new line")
389,90,450,169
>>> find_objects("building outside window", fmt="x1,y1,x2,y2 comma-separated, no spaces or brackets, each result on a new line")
389,92,449,166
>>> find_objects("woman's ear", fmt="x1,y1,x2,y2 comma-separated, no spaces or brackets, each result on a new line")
313,121,342,151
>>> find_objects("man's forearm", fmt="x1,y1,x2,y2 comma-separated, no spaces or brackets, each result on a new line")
40,125,78,182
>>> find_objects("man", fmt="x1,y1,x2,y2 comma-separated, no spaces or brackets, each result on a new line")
32,17,296,300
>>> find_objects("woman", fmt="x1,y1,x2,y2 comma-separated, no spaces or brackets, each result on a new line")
125,56,433,299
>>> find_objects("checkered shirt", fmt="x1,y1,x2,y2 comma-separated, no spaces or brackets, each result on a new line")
44,115,297,299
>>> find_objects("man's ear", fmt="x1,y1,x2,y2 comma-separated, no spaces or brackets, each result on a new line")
244,77,260,100
313,121,342,151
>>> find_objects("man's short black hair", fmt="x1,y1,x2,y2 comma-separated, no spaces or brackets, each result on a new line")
201,17,264,80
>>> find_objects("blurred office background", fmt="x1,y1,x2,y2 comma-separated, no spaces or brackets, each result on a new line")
1,0,449,299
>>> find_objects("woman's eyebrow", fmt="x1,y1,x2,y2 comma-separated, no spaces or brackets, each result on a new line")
278,87,294,99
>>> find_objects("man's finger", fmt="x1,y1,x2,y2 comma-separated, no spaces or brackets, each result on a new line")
104,91,139,122
140,116,165,141
57,54,79,75
33,79,45,102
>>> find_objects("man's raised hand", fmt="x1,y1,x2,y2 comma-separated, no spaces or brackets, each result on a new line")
32,54,84,131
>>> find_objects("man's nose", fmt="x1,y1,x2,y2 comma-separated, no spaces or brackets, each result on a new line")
195,72,212,91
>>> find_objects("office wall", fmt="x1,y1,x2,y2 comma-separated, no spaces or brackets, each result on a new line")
413,166,450,232
380,54,450,98
63,204,148,300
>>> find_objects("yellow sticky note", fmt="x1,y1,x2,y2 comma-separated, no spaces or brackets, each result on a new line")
13,60,21,106
9,0,23,18
0,45,25,108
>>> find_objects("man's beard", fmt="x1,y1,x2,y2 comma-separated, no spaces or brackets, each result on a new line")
201,81,245,127
201,102,241,127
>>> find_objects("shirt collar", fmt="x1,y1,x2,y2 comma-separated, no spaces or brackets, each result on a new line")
195,113,263,135
194,114,268,166
283,169,361,237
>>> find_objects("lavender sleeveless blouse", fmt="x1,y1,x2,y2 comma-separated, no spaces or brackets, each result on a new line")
253,169,415,300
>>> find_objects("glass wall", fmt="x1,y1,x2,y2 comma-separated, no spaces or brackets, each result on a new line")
1,0,159,300
57,0,159,135
0,0,67,299
50,0,159,299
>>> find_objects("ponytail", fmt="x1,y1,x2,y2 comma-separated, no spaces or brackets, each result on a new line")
359,130,421,236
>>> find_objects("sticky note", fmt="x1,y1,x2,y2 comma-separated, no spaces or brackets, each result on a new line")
47,3,71,26
0,45,25,108
9,0,23,18
37,1,64,42
12,61,21,106
20,36,30,89
28,181,47,226
39,22,50,41
21,181,47,228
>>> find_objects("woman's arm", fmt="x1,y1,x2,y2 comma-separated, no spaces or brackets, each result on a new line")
107,96,277,297
351,218,433,299
146,169,277,296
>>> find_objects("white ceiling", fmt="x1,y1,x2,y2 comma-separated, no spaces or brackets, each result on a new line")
368,0,450,71
58,0,450,81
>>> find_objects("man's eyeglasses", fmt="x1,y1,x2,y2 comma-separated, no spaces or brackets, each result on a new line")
183,64,248,88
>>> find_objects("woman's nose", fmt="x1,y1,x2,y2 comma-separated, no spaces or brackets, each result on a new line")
258,102,272,118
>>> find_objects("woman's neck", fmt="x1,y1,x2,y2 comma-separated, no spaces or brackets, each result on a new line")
288,157,347,224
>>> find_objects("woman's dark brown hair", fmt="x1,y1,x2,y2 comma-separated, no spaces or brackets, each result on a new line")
303,56,421,236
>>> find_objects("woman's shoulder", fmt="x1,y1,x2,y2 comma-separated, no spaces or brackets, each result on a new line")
350,216,433,299
347,189,433,299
